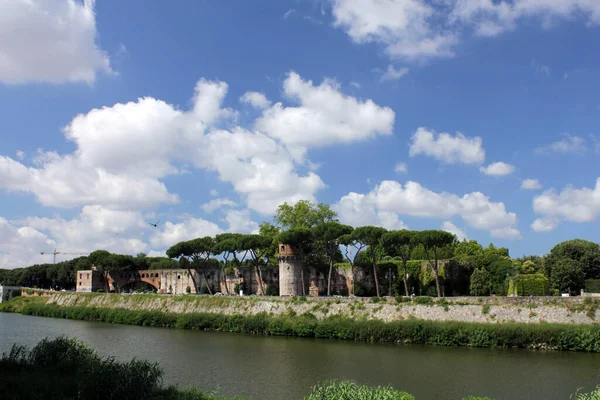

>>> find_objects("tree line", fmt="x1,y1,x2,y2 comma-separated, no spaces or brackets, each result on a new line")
2,200,599,297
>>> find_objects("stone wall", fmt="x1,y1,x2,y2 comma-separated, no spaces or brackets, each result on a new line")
0,286,21,303
47,293,600,325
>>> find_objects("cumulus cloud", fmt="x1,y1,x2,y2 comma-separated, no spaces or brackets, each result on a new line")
201,198,239,213
331,0,600,63
223,209,260,234
2,70,393,215
532,178,600,231
331,0,459,61
535,133,587,155
149,217,223,249
255,72,395,161
521,179,542,190
479,161,515,176
0,0,112,84
441,221,467,241
335,180,519,238
240,92,271,109
394,162,408,174
379,65,409,82
531,218,558,232
409,127,485,165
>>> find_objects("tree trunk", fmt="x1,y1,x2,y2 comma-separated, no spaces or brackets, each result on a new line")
351,264,357,296
301,268,306,296
222,269,230,294
372,257,380,297
402,263,410,297
327,259,333,297
255,264,265,295
200,270,213,295
433,249,441,297
187,268,198,294
388,266,392,297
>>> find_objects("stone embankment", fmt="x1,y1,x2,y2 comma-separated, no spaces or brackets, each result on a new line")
46,293,600,325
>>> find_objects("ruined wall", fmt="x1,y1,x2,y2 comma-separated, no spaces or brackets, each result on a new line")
76,270,104,293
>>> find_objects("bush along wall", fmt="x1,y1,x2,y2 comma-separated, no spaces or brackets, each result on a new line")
585,280,600,294
507,274,549,296
18,302,600,353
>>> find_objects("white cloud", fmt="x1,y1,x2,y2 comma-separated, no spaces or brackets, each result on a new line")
240,92,271,109
331,0,459,61
490,227,522,239
0,0,111,84
532,178,600,230
2,72,369,215
379,65,409,82
149,218,223,249
531,218,558,232
441,221,467,241
335,180,519,237
201,198,238,213
409,127,485,165
15,151,25,160
479,161,515,176
450,0,600,37
0,217,56,269
256,72,395,161
209,189,219,196
332,0,600,64
535,133,587,154
223,209,260,234
521,179,542,190
394,162,408,174
350,81,361,88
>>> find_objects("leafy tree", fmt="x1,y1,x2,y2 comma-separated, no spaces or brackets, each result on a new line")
166,237,215,295
258,222,280,267
546,239,600,293
550,258,585,294
381,230,416,297
417,230,455,297
213,233,243,294
275,200,337,230
353,226,387,297
313,222,353,296
238,234,272,295
470,268,491,296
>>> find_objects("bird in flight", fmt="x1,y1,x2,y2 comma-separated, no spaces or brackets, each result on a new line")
148,220,160,228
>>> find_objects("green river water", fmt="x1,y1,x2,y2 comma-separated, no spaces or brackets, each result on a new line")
1,313,599,400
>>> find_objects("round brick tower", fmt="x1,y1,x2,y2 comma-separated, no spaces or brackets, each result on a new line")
278,243,305,296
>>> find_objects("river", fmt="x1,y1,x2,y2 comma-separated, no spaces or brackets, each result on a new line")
1,313,599,399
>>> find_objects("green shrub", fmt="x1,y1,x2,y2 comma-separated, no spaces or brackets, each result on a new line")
586,280,600,294
186,286,191,294
371,296,380,303
395,296,411,304
414,296,434,305
304,381,414,400
574,386,600,400
508,274,549,296
199,284,209,295
265,284,278,296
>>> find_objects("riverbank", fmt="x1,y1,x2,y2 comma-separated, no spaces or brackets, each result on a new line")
2,295,600,352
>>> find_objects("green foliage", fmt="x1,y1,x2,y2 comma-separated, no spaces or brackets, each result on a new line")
470,268,491,296
547,239,600,293
16,302,600,353
414,296,434,305
265,284,278,296
586,280,600,293
275,200,338,230
370,296,380,303
304,381,414,400
508,274,549,296
574,386,600,400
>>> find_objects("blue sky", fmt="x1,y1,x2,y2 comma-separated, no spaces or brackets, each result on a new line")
1,0,599,268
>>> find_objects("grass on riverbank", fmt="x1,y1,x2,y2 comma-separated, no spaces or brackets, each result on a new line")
9,300,600,352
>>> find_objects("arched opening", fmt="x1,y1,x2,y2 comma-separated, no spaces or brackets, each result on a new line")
120,281,158,294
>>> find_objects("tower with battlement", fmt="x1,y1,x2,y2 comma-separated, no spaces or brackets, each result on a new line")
278,243,305,296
